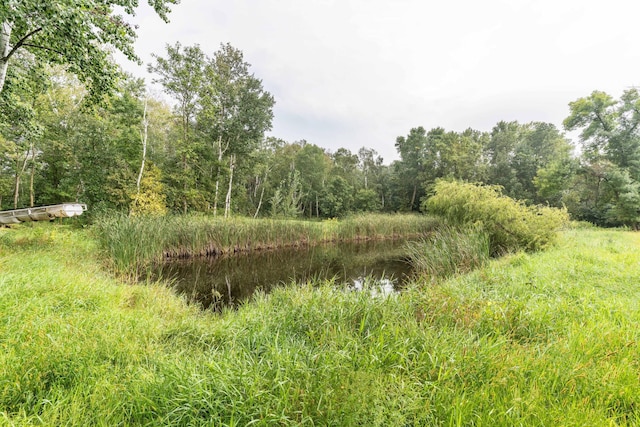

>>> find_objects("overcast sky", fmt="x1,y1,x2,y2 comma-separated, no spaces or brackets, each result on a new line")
117,0,640,163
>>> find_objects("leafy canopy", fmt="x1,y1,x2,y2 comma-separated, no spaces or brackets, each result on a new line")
0,0,178,103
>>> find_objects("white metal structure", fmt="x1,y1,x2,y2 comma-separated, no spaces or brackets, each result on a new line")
0,203,87,224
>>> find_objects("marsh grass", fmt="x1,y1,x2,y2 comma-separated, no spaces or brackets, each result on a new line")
93,213,440,277
405,224,491,281
1,224,639,425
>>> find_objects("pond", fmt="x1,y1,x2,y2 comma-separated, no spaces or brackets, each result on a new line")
155,238,416,310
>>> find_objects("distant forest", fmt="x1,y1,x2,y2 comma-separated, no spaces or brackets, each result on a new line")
2,41,640,228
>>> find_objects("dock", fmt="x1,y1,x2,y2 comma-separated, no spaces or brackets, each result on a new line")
0,203,87,224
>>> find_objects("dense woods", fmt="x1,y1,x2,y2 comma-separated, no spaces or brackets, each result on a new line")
2,2,640,228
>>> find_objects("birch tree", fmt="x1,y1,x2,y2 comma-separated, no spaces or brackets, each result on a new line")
198,43,274,217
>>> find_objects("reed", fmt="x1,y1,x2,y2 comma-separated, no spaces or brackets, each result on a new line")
405,224,490,281
93,213,441,276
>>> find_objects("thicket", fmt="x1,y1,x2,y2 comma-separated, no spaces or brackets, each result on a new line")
423,180,569,255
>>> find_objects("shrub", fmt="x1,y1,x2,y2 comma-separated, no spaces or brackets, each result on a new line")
423,180,569,254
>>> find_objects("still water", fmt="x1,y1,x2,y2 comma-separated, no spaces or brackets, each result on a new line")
156,238,416,310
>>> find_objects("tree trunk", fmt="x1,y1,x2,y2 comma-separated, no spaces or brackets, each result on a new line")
0,21,12,94
224,154,236,218
181,110,190,215
410,183,417,210
13,172,20,209
13,144,31,209
213,136,229,217
136,97,148,195
182,144,188,214
253,168,269,219
213,175,220,216
213,136,222,217
254,184,266,219
29,154,35,207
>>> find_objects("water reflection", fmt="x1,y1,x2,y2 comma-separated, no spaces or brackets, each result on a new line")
155,239,415,310
350,277,397,298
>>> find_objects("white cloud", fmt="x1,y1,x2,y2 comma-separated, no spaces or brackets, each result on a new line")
117,0,640,163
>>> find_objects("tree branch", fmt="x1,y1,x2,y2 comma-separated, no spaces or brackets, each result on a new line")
593,111,612,133
4,27,43,61
21,42,66,57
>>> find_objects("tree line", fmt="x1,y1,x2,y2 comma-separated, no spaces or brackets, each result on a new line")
2,3,640,226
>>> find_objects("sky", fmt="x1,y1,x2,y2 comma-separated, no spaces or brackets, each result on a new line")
117,0,640,163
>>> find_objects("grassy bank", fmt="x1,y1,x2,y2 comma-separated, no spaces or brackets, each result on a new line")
94,213,440,276
1,224,639,425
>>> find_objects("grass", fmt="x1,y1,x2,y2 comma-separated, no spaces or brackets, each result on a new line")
405,224,491,282
1,222,639,425
93,213,441,277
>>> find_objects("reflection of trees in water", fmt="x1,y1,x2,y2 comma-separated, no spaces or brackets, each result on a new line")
156,239,415,310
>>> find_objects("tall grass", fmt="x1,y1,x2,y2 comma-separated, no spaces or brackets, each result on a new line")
93,213,441,276
2,224,639,425
405,224,490,281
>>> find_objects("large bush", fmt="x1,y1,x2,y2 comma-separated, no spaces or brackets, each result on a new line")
423,180,569,254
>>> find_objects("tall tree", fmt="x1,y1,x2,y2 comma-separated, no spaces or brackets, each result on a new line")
563,89,640,227
295,143,330,217
486,121,522,197
512,122,572,203
564,91,617,163
148,43,206,213
0,0,178,102
198,43,274,217
395,126,427,210
0,51,48,208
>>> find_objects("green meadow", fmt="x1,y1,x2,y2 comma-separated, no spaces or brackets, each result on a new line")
0,222,639,426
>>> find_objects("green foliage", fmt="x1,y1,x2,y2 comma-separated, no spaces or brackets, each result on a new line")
563,90,617,159
270,169,304,218
353,188,380,212
604,166,640,227
424,180,569,254
129,165,168,216
561,89,640,227
319,175,353,217
0,0,178,103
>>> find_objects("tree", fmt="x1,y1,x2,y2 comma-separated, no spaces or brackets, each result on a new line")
295,143,331,217
512,122,572,203
0,51,48,208
31,69,87,206
358,146,385,209
0,0,178,103
246,137,284,218
394,127,427,210
320,175,353,218
332,148,359,188
563,91,617,162
148,43,206,213
197,43,275,217
564,89,640,226
486,121,522,198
